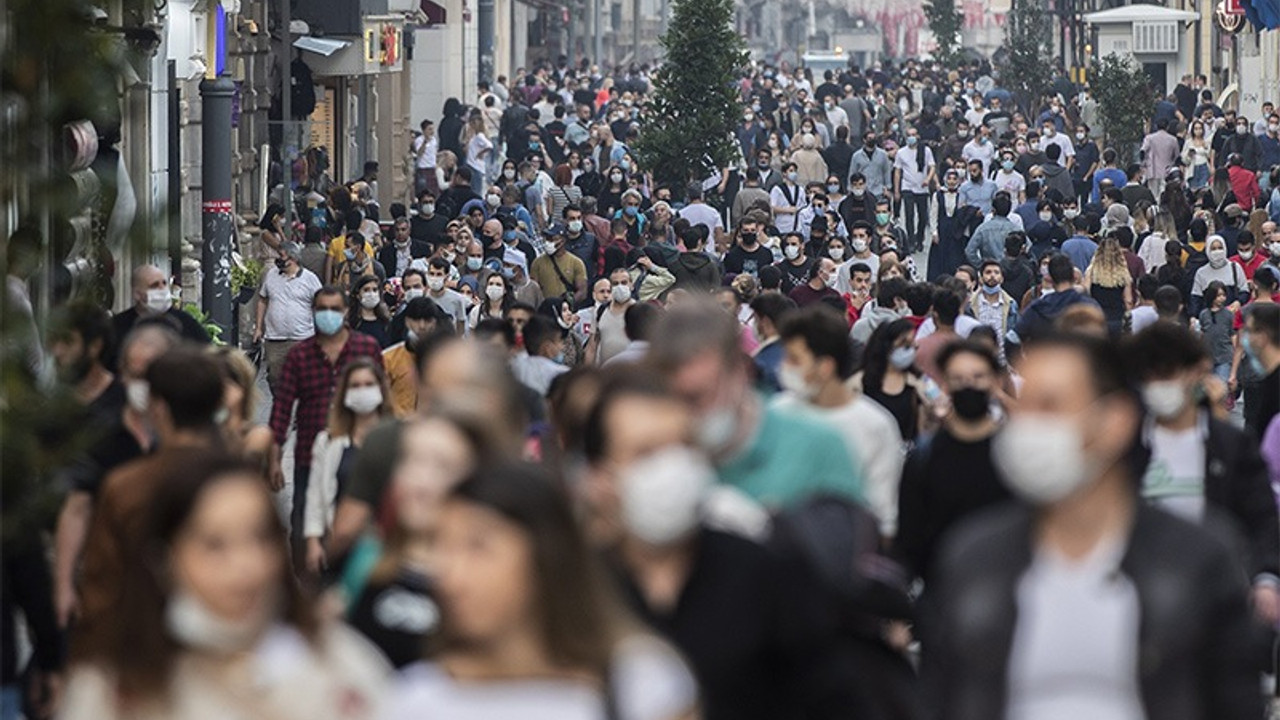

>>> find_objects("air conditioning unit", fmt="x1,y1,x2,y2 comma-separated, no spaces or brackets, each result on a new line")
1132,21,1178,54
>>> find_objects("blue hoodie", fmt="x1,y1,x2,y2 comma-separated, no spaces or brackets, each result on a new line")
1014,288,1099,343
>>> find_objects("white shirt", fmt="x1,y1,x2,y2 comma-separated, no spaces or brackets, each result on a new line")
773,394,904,536
915,314,980,340
1130,305,1158,333
1141,418,1207,521
961,139,996,175
1040,131,1076,160
893,145,935,194
770,183,807,234
1006,537,1143,720
385,637,696,720
429,288,470,328
413,134,438,169
994,169,1027,198
836,254,880,294
679,202,724,233
259,267,323,340
511,354,569,395
604,340,650,367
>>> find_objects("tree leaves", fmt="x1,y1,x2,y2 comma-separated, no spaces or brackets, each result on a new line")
633,0,748,190
1090,53,1156,162
925,0,964,67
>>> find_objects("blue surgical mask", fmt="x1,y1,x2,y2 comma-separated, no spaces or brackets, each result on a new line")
466,256,483,270
1242,330,1267,375
624,206,639,217
1001,160,1014,171
906,136,918,146
313,309,344,336
504,230,517,243
344,249,356,261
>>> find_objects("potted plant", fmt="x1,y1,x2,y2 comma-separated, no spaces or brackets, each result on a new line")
231,257,265,305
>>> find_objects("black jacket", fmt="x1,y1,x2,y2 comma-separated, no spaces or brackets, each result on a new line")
1138,413,1280,580
921,503,1263,720
377,239,431,278
671,251,722,293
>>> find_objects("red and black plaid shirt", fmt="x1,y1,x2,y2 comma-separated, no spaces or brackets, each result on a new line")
270,331,384,468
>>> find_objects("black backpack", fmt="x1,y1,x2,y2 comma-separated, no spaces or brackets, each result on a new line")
769,494,913,629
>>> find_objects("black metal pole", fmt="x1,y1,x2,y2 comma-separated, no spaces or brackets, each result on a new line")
200,75,236,335
168,60,183,281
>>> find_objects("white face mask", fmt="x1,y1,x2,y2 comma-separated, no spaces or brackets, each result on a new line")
486,194,501,207
1208,247,1228,268
486,284,505,301
166,590,271,655
125,379,150,413
427,276,446,292
360,291,380,309
1142,380,1188,420
145,288,171,314
889,346,916,369
784,245,801,260
503,168,516,179
619,445,715,546
404,287,425,302
696,407,738,454
1038,211,1053,223
344,385,383,414
993,413,1095,504
828,247,844,261
778,363,818,400
611,284,632,304
851,238,869,253
1271,242,1280,257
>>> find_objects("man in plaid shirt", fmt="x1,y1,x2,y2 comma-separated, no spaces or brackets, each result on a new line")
270,285,383,560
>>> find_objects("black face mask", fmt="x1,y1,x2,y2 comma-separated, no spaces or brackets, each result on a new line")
950,386,990,421
275,258,290,271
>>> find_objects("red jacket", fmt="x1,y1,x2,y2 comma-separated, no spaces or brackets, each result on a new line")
1228,165,1261,210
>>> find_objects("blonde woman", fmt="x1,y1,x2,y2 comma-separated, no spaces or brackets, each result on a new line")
304,357,395,574
1083,236,1133,336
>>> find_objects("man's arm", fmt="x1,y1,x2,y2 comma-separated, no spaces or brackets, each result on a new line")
53,491,92,627
253,291,269,343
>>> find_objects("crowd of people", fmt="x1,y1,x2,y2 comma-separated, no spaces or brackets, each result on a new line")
5,54,1280,720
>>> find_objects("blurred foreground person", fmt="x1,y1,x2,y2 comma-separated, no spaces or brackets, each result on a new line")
648,299,863,508
386,463,699,720
61,454,389,720
922,333,1262,719
581,370,865,720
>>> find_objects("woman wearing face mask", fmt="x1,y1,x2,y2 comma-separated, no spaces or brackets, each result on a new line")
536,297,586,367
497,159,519,190
303,358,393,575
854,319,929,446
574,157,605,199
347,276,392,348
1190,234,1246,317
61,453,391,720
1182,120,1213,190
468,270,513,331
598,165,628,218
992,152,1026,204
384,463,698,720
824,237,848,263
1081,237,1133,336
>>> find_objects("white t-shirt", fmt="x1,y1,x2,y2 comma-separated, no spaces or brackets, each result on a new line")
414,134,439,169
466,134,493,174
385,636,696,720
994,169,1027,198
773,394,904,536
259,268,323,340
1140,420,1207,521
1006,537,1143,720
679,202,724,233
430,288,470,329
1129,305,1158,333
511,354,569,396
915,314,981,341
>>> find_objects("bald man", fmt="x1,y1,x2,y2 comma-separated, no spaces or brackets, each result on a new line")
106,265,209,370
479,219,507,262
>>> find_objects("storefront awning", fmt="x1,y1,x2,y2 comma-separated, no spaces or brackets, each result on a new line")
293,36,351,56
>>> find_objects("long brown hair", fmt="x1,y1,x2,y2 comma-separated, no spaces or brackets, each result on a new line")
327,357,393,437
90,452,316,702
1087,237,1129,288
434,462,626,677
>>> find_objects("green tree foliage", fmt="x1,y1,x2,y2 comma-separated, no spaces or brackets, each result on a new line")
1000,0,1053,111
925,0,964,67
1091,53,1156,162
632,0,748,191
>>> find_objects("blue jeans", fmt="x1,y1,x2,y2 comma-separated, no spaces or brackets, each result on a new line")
1,685,20,720
1190,163,1210,190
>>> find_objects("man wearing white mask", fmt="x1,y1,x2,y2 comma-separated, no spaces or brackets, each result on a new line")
255,242,323,394
773,307,903,537
1128,322,1280,626
922,333,1261,719
649,300,863,507
584,266,635,365
107,264,210,370
580,369,864,720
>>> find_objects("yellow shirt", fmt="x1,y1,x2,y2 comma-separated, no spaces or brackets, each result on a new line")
530,252,587,299
382,342,417,418
327,235,375,262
